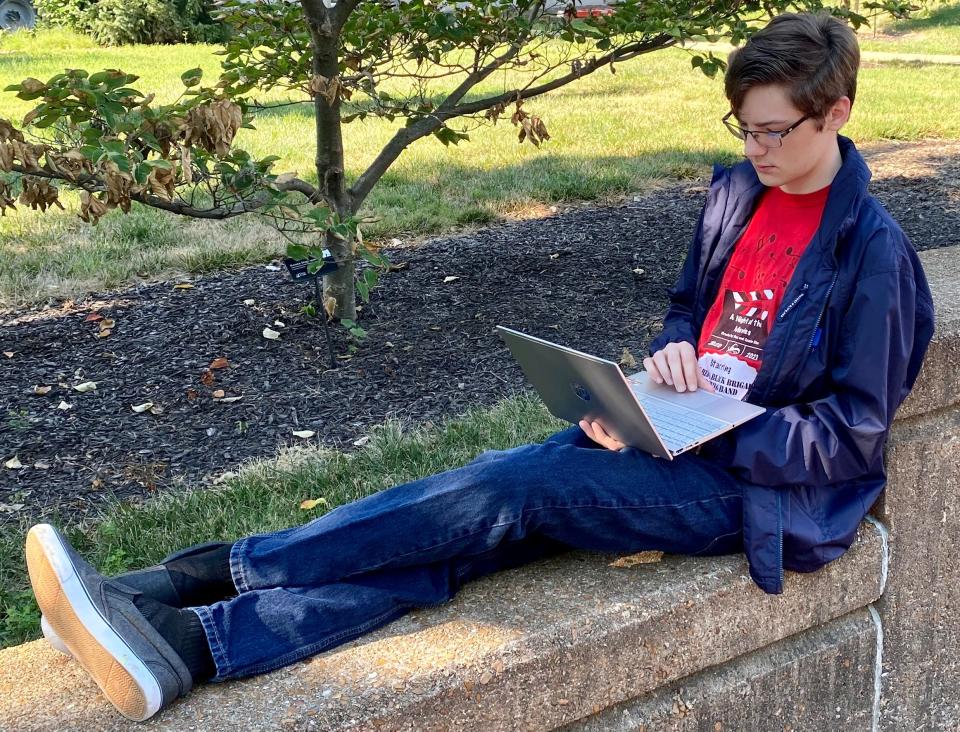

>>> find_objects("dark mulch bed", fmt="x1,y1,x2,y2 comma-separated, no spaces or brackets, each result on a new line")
2,140,958,526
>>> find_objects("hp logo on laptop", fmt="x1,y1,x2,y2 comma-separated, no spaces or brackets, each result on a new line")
572,383,591,401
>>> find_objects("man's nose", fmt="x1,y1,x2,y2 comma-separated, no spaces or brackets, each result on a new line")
744,133,767,158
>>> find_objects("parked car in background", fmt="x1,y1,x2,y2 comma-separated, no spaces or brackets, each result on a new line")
1,0,35,30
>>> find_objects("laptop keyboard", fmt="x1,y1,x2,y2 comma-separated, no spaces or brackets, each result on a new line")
631,391,728,454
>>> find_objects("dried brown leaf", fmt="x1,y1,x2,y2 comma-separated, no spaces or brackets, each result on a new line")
79,191,109,225
146,166,176,200
0,119,25,143
19,177,65,213
181,99,242,156
308,75,341,106
619,348,637,370
209,357,229,370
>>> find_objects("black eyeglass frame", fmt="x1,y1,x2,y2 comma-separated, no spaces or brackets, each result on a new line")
721,111,812,148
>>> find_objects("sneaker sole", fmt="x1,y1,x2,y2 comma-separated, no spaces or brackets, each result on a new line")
40,614,71,656
26,525,163,721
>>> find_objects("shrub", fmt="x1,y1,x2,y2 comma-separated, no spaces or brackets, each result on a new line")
34,0,227,45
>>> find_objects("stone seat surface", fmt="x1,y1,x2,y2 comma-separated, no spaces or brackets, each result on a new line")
0,522,883,732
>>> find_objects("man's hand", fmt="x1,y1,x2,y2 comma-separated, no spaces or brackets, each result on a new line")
579,420,627,451
643,341,714,393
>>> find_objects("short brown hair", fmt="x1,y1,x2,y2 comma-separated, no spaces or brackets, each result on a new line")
725,13,860,126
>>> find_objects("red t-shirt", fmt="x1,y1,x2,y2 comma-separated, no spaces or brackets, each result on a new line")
696,185,830,399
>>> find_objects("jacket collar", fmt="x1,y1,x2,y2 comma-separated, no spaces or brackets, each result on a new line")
722,136,871,261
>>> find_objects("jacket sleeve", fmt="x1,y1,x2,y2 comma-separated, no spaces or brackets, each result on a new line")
716,257,929,487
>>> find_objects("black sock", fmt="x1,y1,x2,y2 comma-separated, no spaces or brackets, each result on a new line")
165,543,235,606
133,595,216,682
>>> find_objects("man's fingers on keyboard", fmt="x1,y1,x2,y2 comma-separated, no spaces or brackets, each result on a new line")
697,371,715,393
681,351,700,392
642,357,663,384
652,350,672,385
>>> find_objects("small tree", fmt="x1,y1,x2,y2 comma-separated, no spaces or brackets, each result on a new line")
0,0,912,321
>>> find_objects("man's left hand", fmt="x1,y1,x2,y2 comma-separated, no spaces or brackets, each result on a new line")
579,420,627,451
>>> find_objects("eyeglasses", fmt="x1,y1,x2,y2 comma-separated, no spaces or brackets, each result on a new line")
722,111,812,148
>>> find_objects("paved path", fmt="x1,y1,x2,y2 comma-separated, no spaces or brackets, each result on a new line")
686,42,960,65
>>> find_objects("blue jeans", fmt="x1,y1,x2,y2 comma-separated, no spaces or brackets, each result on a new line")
192,427,746,680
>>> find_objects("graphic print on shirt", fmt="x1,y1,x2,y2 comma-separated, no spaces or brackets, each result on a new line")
698,289,774,399
695,184,831,401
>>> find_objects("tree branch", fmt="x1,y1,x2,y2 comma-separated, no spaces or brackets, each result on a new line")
11,164,325,220
450,35,675,117
347,29,534,211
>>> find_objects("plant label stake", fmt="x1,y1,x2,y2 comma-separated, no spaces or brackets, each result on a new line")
284,250,339,368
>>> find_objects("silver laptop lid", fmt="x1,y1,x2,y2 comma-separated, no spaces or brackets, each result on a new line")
497,326,673,458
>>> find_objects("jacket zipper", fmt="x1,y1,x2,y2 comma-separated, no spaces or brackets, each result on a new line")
777,490,784,590
807,272,839,351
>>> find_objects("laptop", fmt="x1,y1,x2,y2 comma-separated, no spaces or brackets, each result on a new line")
497,326,765,460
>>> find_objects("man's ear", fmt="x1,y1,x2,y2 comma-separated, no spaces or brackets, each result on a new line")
825,96,852,132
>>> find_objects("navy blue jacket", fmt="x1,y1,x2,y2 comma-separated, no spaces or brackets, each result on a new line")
649,137,935,594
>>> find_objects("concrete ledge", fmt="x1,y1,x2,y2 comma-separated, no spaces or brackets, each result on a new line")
0,523,883,731
563,608,879,731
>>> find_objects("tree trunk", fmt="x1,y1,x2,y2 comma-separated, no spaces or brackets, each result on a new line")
308,14,355,321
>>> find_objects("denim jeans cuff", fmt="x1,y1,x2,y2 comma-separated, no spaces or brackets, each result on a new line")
188,605,231,682
229,537,252,593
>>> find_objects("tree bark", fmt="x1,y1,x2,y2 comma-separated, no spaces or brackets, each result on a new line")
305,1,355,321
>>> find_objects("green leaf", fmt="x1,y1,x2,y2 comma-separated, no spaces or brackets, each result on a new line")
287,244,309,260
134,162,152,185
181,68,204,88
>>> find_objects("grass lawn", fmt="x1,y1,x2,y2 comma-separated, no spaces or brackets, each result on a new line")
0,394,564,648
857,2,960,55
2,29,960,308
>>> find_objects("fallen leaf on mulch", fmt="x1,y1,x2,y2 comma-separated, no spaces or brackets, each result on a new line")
200,370,215,387
131,402,154,413
443,276,459,283
212,389,225,398
174,283,195,290
186,389,199,401
57,400,73,410
243,298,255,306
84,313,103,322
353,435,370,447
610,551,664,568
263,327,281,340
292,430,316,438
3,351,14,358
218,396,242,403
619,348,637,369
33,461,50,469
32,385,52,395
274,320,285,328
73,381,97,393
4,456,23,469
299,497,328,510
323,296,337,320
209,357,229,370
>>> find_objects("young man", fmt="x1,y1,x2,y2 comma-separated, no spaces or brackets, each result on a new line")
26,12,934,722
